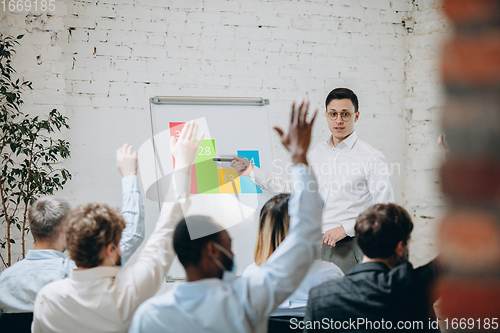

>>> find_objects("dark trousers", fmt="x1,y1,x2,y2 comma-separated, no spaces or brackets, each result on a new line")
321,236,363,274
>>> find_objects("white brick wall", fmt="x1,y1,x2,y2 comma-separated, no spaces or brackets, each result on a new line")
1,4,68,265
403,0,450,266
0,0,449,270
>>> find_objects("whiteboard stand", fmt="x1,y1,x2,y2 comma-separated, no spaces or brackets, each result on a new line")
142,96,274,281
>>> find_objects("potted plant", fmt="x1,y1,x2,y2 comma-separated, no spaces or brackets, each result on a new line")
0,33,71,268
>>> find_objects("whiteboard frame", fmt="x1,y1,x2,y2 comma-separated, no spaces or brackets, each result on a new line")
151,96,270,106
148,96,272,211
147,96,274,281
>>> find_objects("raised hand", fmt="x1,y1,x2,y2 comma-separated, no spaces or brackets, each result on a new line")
170,121,204,170
273,101,318,165
116,144,138,177
230,156,253,177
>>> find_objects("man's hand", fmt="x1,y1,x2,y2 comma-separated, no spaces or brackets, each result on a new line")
170,121,204,170
273,101,318,165
230,156,253,176
322,226,347,248
116,144,138,177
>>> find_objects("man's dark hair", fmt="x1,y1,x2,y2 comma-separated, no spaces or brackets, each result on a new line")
325,88,359,112
173,216,223,268
355,204,413,259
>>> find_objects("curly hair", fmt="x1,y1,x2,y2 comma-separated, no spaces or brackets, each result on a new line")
65,203,125,268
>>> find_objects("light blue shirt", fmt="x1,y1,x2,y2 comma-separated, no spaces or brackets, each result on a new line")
0,175,144,314
129,165,323,333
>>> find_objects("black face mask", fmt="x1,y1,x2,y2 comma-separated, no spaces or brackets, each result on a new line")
211,242,236,281
212,242,233,270
222,251,234,272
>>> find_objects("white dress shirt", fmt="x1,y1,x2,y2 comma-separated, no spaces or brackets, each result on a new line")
128,164,324,333
243,260,344,317
31,172,189,333
250,131,394,236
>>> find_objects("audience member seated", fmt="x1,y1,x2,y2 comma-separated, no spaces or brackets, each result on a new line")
0,144,144,327
242,193,343,322
304,203,442,332
129,101,323,333
31,122,202,333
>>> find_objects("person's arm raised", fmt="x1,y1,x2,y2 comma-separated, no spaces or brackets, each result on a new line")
116,144,145,265
118,121,203,305
239,101,323,319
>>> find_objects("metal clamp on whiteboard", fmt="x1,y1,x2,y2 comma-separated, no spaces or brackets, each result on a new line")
152,96,270,106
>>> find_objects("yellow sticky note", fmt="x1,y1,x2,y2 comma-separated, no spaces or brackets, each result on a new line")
218,168,241,194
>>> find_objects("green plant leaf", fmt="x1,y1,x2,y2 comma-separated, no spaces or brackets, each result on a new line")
0,34,72,265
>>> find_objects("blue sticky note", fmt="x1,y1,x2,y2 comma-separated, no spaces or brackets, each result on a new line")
237,150,262,194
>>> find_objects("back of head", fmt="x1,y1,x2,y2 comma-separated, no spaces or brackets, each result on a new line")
254,193,291,266
28,196,71,243
173,216,224,268
325,88,359,111
355,204,413,259
65,203,125,268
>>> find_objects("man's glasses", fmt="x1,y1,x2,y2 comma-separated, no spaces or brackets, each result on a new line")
326,111,356,121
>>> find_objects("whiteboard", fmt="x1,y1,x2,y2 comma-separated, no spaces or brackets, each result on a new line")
138,97,275,279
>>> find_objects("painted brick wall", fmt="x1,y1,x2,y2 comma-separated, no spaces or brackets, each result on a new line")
0,4,68,265
403,0,450,266
1,0,447,270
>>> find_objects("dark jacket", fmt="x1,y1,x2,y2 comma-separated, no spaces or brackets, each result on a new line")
304,260,441,332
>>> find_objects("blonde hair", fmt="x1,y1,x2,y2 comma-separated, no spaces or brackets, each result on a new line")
254,193,291,266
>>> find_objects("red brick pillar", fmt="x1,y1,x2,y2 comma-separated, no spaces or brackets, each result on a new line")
437,0,500,331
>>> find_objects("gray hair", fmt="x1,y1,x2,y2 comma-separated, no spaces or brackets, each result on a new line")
28,196,71,242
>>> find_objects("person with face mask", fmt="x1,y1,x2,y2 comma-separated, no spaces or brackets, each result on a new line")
32,121,204,333
304,204,443,333
129,101,324,333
